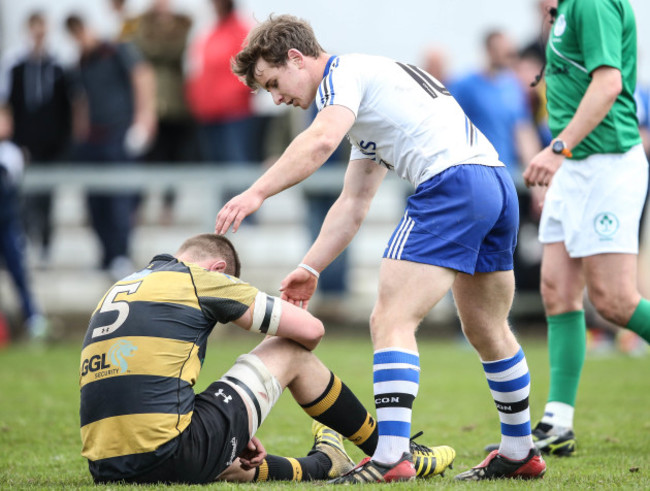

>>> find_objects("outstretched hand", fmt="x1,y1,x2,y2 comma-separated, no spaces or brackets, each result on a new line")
279,267,319,310
215,190,264,234
238,437,267,470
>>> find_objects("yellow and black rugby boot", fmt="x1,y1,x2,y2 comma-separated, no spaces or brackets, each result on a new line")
328,452,416,483
410,431,456,477
531,422,576,456
309,421,355,479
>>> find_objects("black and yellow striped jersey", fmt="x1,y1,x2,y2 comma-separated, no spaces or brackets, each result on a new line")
79,254,258,480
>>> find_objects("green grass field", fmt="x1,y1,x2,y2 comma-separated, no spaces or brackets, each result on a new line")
1,330,649,490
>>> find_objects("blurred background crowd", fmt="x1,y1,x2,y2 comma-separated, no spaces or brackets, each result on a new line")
0,0,648,356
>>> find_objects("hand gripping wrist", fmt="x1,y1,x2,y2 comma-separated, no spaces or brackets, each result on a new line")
298,263,320,279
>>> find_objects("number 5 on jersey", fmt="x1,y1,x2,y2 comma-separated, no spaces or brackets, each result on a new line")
92,282,142,338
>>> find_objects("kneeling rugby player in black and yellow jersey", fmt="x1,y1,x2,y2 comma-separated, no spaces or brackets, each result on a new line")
79,233,454,484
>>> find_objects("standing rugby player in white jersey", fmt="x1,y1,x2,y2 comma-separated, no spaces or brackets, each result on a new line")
215,14,546,482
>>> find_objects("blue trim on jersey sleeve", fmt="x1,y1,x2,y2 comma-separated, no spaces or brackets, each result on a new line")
322,55,337,78
318,55,339,107
327,70,335,105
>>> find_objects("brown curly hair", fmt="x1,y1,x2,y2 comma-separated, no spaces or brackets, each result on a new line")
232,14,324,90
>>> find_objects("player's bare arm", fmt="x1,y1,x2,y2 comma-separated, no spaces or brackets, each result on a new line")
523,66,622,187
280,159,386,307
215,104,355,234
231,294,324,350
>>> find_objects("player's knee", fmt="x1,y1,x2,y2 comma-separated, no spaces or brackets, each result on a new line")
369,310,394,341
540,277,559,307
540,277,582,314
588,288,635,326
369,313,418,347
219,353,282,434
462,322,512,352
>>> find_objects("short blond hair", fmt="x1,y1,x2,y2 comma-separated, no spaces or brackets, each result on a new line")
176,234,241,277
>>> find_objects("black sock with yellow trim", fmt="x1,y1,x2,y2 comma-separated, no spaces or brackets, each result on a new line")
301,371,378,456
253,453,331,481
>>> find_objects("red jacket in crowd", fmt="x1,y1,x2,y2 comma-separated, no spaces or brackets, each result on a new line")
185,12,252,122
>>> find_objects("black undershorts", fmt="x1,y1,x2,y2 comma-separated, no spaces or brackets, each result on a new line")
109,381,251,484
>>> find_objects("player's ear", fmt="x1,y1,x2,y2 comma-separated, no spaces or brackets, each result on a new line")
287,48,304,67
208,259,227,273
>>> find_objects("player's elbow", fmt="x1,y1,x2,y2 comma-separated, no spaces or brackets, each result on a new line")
340,193,372,229
605,76,622,101
302,318,325,351
311,131,341,163
593,66,622,102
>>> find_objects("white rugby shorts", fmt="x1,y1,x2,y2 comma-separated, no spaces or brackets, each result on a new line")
539,143,649,257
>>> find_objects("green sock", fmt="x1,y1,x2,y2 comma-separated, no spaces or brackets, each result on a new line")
625,299,650,343
547,310,586,407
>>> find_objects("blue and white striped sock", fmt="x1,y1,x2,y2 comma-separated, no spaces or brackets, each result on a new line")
372,348,420,464
482,347,534,460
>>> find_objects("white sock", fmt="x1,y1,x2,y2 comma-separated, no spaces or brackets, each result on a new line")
482,347,534,460
540,401,574,430
371,348,419,464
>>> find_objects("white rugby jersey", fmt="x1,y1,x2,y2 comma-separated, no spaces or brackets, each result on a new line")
316,54,503,187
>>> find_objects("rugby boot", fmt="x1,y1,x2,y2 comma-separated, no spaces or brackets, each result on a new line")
309,421,355,479
409,431,456,477
328,452,416,483
454,447,546,481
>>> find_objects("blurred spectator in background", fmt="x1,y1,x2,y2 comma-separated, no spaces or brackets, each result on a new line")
185,0,254,163
264,104,352,320
635,79,650,306
449,30,541,179
0,106,48,340
1,12,73,266
421,45,449,85
133,0,199,223
303,108,351,319
638,85,650,154
518,0,557,148
517,47,552,148
449,30,542,293
110,0,140,42
65,13,156,281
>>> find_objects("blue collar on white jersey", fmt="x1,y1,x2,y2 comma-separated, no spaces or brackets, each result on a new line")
322,55,339,78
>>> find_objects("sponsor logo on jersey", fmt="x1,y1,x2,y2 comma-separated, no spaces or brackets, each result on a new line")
109,339,138,373
553,14,567,37
81,339,138,378
594,212,619,239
